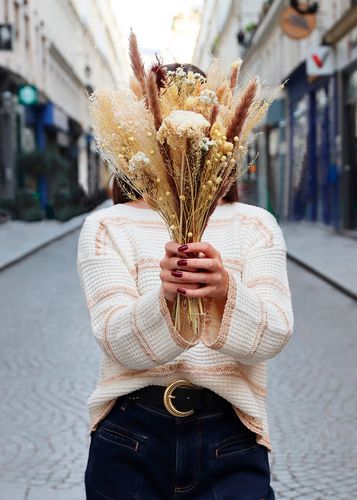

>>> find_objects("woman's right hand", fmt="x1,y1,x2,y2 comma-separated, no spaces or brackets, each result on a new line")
159,241,201,303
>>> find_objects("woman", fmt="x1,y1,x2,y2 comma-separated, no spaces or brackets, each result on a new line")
78,64,294,499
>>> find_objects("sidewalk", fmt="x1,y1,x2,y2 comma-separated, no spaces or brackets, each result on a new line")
0,199,112,272
280,220,357,301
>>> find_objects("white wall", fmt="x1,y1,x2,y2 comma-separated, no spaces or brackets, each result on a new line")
192,0,233,70
193,0,265,72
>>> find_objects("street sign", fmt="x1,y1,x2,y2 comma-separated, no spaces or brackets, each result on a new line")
307,46,335,76
280,6,316,40
18,84,38,106
0,23,13,50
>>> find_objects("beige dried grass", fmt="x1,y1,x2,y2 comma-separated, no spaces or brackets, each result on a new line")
88,31,279,343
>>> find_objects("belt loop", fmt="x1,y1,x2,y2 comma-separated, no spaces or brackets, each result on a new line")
120,395,128,411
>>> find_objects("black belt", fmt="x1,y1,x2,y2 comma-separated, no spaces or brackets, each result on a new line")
124,379,232,417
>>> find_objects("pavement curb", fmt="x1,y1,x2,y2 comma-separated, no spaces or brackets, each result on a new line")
0,220,84,273
0,200,112,273
287,252,357,302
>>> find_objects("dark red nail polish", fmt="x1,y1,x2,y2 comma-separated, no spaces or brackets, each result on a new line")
177,288,186,294
171,270,182,278
177,259,187,266
178,244,188,252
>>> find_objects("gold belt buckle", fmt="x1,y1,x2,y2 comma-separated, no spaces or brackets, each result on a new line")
163,379,195,417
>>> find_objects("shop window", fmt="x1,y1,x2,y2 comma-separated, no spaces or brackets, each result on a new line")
24,13,30,50
291,95,308,193
346,68,357,101
14,2,19,39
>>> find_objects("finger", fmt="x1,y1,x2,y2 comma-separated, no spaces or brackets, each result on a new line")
164,241,198,259
162,269,218,285
163,282,201,294
177,285,217,298
165,257,201,273
167,257,219,272
177,242,218,259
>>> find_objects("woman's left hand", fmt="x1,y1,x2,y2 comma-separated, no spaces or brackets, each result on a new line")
164,241,229,300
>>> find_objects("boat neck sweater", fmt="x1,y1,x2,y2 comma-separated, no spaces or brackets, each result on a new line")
77,200,294,453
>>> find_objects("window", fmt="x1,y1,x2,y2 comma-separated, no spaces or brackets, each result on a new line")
4,0,9,21
24,12,29,49
14,2,19,40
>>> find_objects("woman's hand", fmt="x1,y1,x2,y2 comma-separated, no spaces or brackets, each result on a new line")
159,241,229,303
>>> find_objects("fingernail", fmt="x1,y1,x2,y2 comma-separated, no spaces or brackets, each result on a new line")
177,288,186,294
178,244,188,252
171,270,182,277
177,259,187,266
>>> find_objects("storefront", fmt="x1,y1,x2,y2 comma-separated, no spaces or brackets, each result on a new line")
265,98,286,219
0,67,30,200
25,101,70,208
342,64,357,230
239,137,259,207
310,75,337,226
324,7,357,231
286,61,338,225
240,97,286,216
287,63,310,220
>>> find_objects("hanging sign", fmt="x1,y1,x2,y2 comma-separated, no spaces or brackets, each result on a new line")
307,46,335,76
18,84,38,105
280,5,316,40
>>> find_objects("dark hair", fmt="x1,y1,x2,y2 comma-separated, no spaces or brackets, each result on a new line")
163,62,207,78
110,62,239,204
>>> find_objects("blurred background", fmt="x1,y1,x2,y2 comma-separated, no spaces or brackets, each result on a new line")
0,1,356,499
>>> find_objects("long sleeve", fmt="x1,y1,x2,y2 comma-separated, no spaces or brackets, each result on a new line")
77,215,199,370
201,212,294,365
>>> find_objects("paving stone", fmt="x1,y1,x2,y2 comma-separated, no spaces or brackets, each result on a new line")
0,227,356,498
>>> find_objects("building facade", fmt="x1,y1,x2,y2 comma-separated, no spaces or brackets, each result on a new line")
193,0,357,232
192,0,265,70
0,0,129,212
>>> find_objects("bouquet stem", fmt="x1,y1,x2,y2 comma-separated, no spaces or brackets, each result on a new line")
173,294,204,343
170,147,206,342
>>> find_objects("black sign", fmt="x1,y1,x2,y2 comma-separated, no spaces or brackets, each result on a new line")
0,24,13,50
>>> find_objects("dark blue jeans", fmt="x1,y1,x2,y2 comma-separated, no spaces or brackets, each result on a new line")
84,392,275,499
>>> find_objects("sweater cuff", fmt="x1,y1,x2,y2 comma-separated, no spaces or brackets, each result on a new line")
155,285,200,351
200,270,238,350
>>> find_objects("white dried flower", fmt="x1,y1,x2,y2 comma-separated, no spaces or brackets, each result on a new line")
198,89,218,106
157,110,210,141
176,67,186,78
185,76,196,86
200,137,216,151
128,151,151,173
194,72,206,82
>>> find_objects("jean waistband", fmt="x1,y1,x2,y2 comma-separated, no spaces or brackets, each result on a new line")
124,383,232,413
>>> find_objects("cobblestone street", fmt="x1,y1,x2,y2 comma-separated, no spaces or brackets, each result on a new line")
0,229,356,499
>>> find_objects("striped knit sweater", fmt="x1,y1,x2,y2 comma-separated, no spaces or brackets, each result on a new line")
77,200,294,453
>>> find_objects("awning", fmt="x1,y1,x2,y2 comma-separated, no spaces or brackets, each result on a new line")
323,4,357,45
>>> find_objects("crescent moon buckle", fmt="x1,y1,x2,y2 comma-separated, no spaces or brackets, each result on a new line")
163,379,195,417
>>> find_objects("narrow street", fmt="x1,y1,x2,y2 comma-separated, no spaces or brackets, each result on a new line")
0,230,356,499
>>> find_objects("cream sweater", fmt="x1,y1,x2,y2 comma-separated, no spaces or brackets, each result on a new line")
77,201,294,453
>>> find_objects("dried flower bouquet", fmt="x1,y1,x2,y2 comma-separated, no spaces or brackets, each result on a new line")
88,30,282,343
